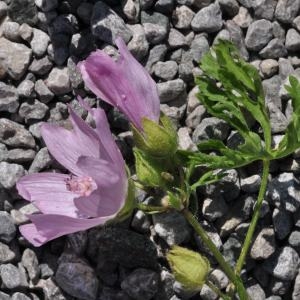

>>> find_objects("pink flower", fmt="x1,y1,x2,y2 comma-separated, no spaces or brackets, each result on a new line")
78,37,160,130
17,105,127,247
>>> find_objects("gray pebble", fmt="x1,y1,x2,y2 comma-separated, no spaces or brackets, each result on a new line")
245,19,273,51
177,127,197,151
247,282,266,300
18,23,33,42
145,44,167,73
0,263,28,289
200,284,218,300
11,293,31,300
0,242,15,263
263,247,299,281
286,29,300,51
35,0,58,12
259,39,288,59
29,56,53,76
219,0,239,17
172,5,194,29
267,172,300,212
275,0,300,24
209,269,229,290
3,21,20,42
191,3,223,33
191,34,210,63
0,162,25,190
153,61,178,81
56,260,99,300
30,28,50,57
192,117,230,143
46,67,72,95
254,0,277,20
7,149,36,163
35,79,54,103
153,211,191,246
272,208,293,240
121,268,159,300
240,175,261,193
288,231,300,248
157,79,186,103
91,1,132,44
250,228,275,260
293,270,300,299
232,7,253,28
8,0,38,26
127,24,149,61
168,28,187,49
21,248,40,282
131,210,151,233
0,38,32,80
0,1,7,19
19,99,49,122
0,119,35,148
202,195,228,221
0,82,19,113
17,80,34,98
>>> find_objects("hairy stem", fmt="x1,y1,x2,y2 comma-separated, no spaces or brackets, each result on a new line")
235,159,270,275
136,203,166,212
182,209,249,300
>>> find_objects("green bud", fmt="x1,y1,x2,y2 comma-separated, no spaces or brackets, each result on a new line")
132,115,178,158
167,246,210,292
134,148,166,188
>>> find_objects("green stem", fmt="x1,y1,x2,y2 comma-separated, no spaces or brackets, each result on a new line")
235,159,270,275
137,203,166,212
206,281,231,300
182,209,249,300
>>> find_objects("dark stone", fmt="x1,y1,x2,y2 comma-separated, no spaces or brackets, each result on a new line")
87,227,158,269
8,0,38,26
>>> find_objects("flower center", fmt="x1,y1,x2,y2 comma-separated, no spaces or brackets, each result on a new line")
66,176,94,197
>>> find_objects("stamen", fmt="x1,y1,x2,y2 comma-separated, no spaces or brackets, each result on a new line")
65,176,95,197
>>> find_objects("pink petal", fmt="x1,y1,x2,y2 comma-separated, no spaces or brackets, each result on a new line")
90,107,126,166
41,109,100,176
77,40,160,129
74,156,127,217
20,213,113,247
116,37,160,123
16,173,79,218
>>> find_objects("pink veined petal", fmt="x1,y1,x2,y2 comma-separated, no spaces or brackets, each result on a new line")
116,37,160,124
41,110,101,176
16,173,80,218
90,107,126,166
74,156,127,217
20,213,114,247
78,51,144,129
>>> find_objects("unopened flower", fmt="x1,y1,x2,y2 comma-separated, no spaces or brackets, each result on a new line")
167,246,210,292
78,37,160,131
17,105,128,247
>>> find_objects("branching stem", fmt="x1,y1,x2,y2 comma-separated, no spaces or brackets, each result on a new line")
182,209,249,300
235,159,270,275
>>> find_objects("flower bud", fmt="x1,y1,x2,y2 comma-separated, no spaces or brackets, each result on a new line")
167,246,210,292
134,148,166,188
132,115,178,158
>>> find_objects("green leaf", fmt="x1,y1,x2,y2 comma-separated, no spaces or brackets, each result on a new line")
272,75,300,159
190,170,228,191
184,40,272,170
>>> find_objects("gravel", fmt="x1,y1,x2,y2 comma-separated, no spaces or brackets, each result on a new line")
1,0,300,298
